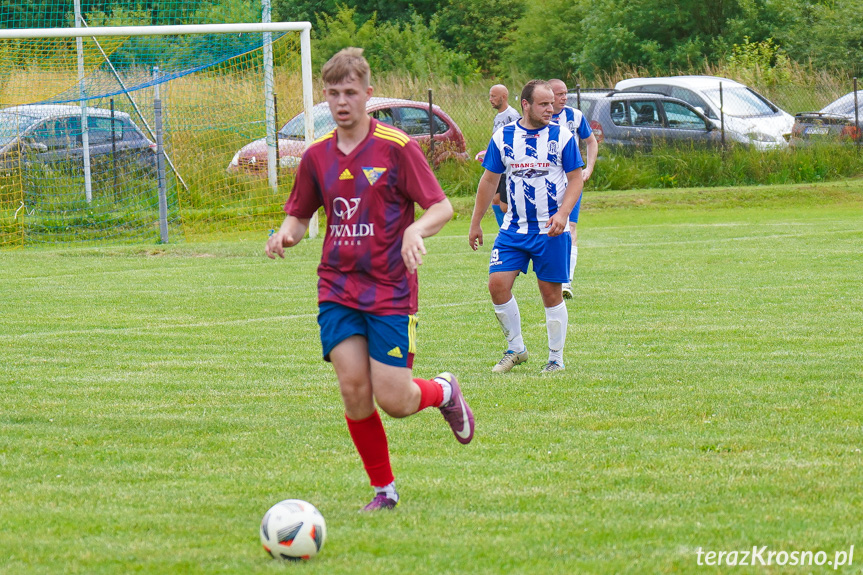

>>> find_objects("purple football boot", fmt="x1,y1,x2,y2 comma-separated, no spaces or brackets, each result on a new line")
436,372,475,444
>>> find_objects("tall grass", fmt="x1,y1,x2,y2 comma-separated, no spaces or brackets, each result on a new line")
2,55,863,246
589,143,863,192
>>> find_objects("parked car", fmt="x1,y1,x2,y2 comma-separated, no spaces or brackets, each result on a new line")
0,104,156,172
614,76,794,149
228,97,469,173
565,90,723,150
791,91,862,145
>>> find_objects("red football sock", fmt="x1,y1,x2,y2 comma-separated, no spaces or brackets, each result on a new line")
413,377,444,412
345,411,394,488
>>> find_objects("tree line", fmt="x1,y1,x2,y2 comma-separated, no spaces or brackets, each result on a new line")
3,0,861,81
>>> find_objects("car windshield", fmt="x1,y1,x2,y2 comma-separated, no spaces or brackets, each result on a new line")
278,107,336,140
702,87,775,117
821,91,863,116
0,111,43,148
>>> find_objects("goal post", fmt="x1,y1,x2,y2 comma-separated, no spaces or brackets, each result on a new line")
0,21,317,246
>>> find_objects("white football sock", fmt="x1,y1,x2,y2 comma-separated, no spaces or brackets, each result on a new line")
545,301,568,366
493,296,525,352
434,376,453,406
374,481,399,501
569,245,578,283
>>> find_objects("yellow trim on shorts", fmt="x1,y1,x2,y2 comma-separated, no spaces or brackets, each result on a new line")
408,314,418,355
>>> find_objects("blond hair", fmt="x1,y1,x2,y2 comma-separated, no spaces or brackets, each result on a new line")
321,47,371,87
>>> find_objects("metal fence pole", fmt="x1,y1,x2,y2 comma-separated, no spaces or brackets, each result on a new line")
428,88,435,167
576,83,581,110
110,98,118,197
274,93,279,188
154,67,169,244
855,77,860,155
719,83,726,150
262,0,278,195
299,25,317,238
74,0,92,203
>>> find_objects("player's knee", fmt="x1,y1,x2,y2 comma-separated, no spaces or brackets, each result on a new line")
375,395,412,418
339,376,371,405
488,278,509,302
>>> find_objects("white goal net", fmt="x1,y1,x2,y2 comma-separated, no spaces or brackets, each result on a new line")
0,21,313,247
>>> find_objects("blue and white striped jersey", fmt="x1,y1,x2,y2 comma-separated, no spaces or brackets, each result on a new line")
482,120,584,235
551,106,592,143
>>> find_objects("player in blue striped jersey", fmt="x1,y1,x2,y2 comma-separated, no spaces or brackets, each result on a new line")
469,80,584,374
549,79,598,300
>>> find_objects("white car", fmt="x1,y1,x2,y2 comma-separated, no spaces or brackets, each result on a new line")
614,76,794,149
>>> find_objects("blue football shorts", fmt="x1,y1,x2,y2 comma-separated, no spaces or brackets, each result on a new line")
569,193,582,223
489,229,571,284
317,302,417,368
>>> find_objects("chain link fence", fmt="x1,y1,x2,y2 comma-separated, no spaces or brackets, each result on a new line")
423,76,862,163
3,67,861,247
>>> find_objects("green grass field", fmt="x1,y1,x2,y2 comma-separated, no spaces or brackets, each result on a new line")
2,181,863,574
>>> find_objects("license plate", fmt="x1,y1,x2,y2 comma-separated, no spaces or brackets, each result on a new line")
806,127,829,135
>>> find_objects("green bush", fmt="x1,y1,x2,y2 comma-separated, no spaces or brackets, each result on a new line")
579,143,863,193
313,6,481,83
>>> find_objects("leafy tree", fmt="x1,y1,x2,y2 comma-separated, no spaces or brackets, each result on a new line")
726,37,793,87
573,0,743,75
501,0,583,80
435,0,525,74
499,0,817,81
274,0,442,26
1,0,63,28
806,0,863,75
0,0,211,28
192,0,261,23
313,6,481,82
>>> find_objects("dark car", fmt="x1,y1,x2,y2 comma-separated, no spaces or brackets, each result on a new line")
0,104,156,172
791,91,862,145
228,97,469,173
566,91,723,150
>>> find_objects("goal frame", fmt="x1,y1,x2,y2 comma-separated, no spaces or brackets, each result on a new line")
0,22,317,238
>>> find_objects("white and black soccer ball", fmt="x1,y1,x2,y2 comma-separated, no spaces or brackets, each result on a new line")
260,499,326,561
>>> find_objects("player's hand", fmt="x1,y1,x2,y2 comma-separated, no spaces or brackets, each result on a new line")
468,224,483,251
401,228,426,274
265,230,296,259
545,213,567,237
582,166,593,181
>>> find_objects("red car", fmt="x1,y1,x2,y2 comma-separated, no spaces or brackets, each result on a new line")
228,97,468,173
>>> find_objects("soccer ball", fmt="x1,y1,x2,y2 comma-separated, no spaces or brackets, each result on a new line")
260,499,327,561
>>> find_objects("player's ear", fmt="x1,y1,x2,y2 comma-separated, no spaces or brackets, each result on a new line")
366,85,374,99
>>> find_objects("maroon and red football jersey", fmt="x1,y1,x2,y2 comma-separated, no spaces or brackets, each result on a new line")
284,118,446,315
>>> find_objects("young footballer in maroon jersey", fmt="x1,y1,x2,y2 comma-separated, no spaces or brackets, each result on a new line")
265,47,475,512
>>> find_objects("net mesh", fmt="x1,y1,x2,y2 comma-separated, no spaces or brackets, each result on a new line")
1,1,304,247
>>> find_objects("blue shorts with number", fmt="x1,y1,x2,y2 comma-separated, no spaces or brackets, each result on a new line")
317,302,417,368
489,229,571,283
569,194,582,223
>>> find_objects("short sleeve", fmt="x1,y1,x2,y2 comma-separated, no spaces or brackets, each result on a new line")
397,139,447,209
284,150,323,218
576,115,593,140
561,137,585,173
481,135,506,174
